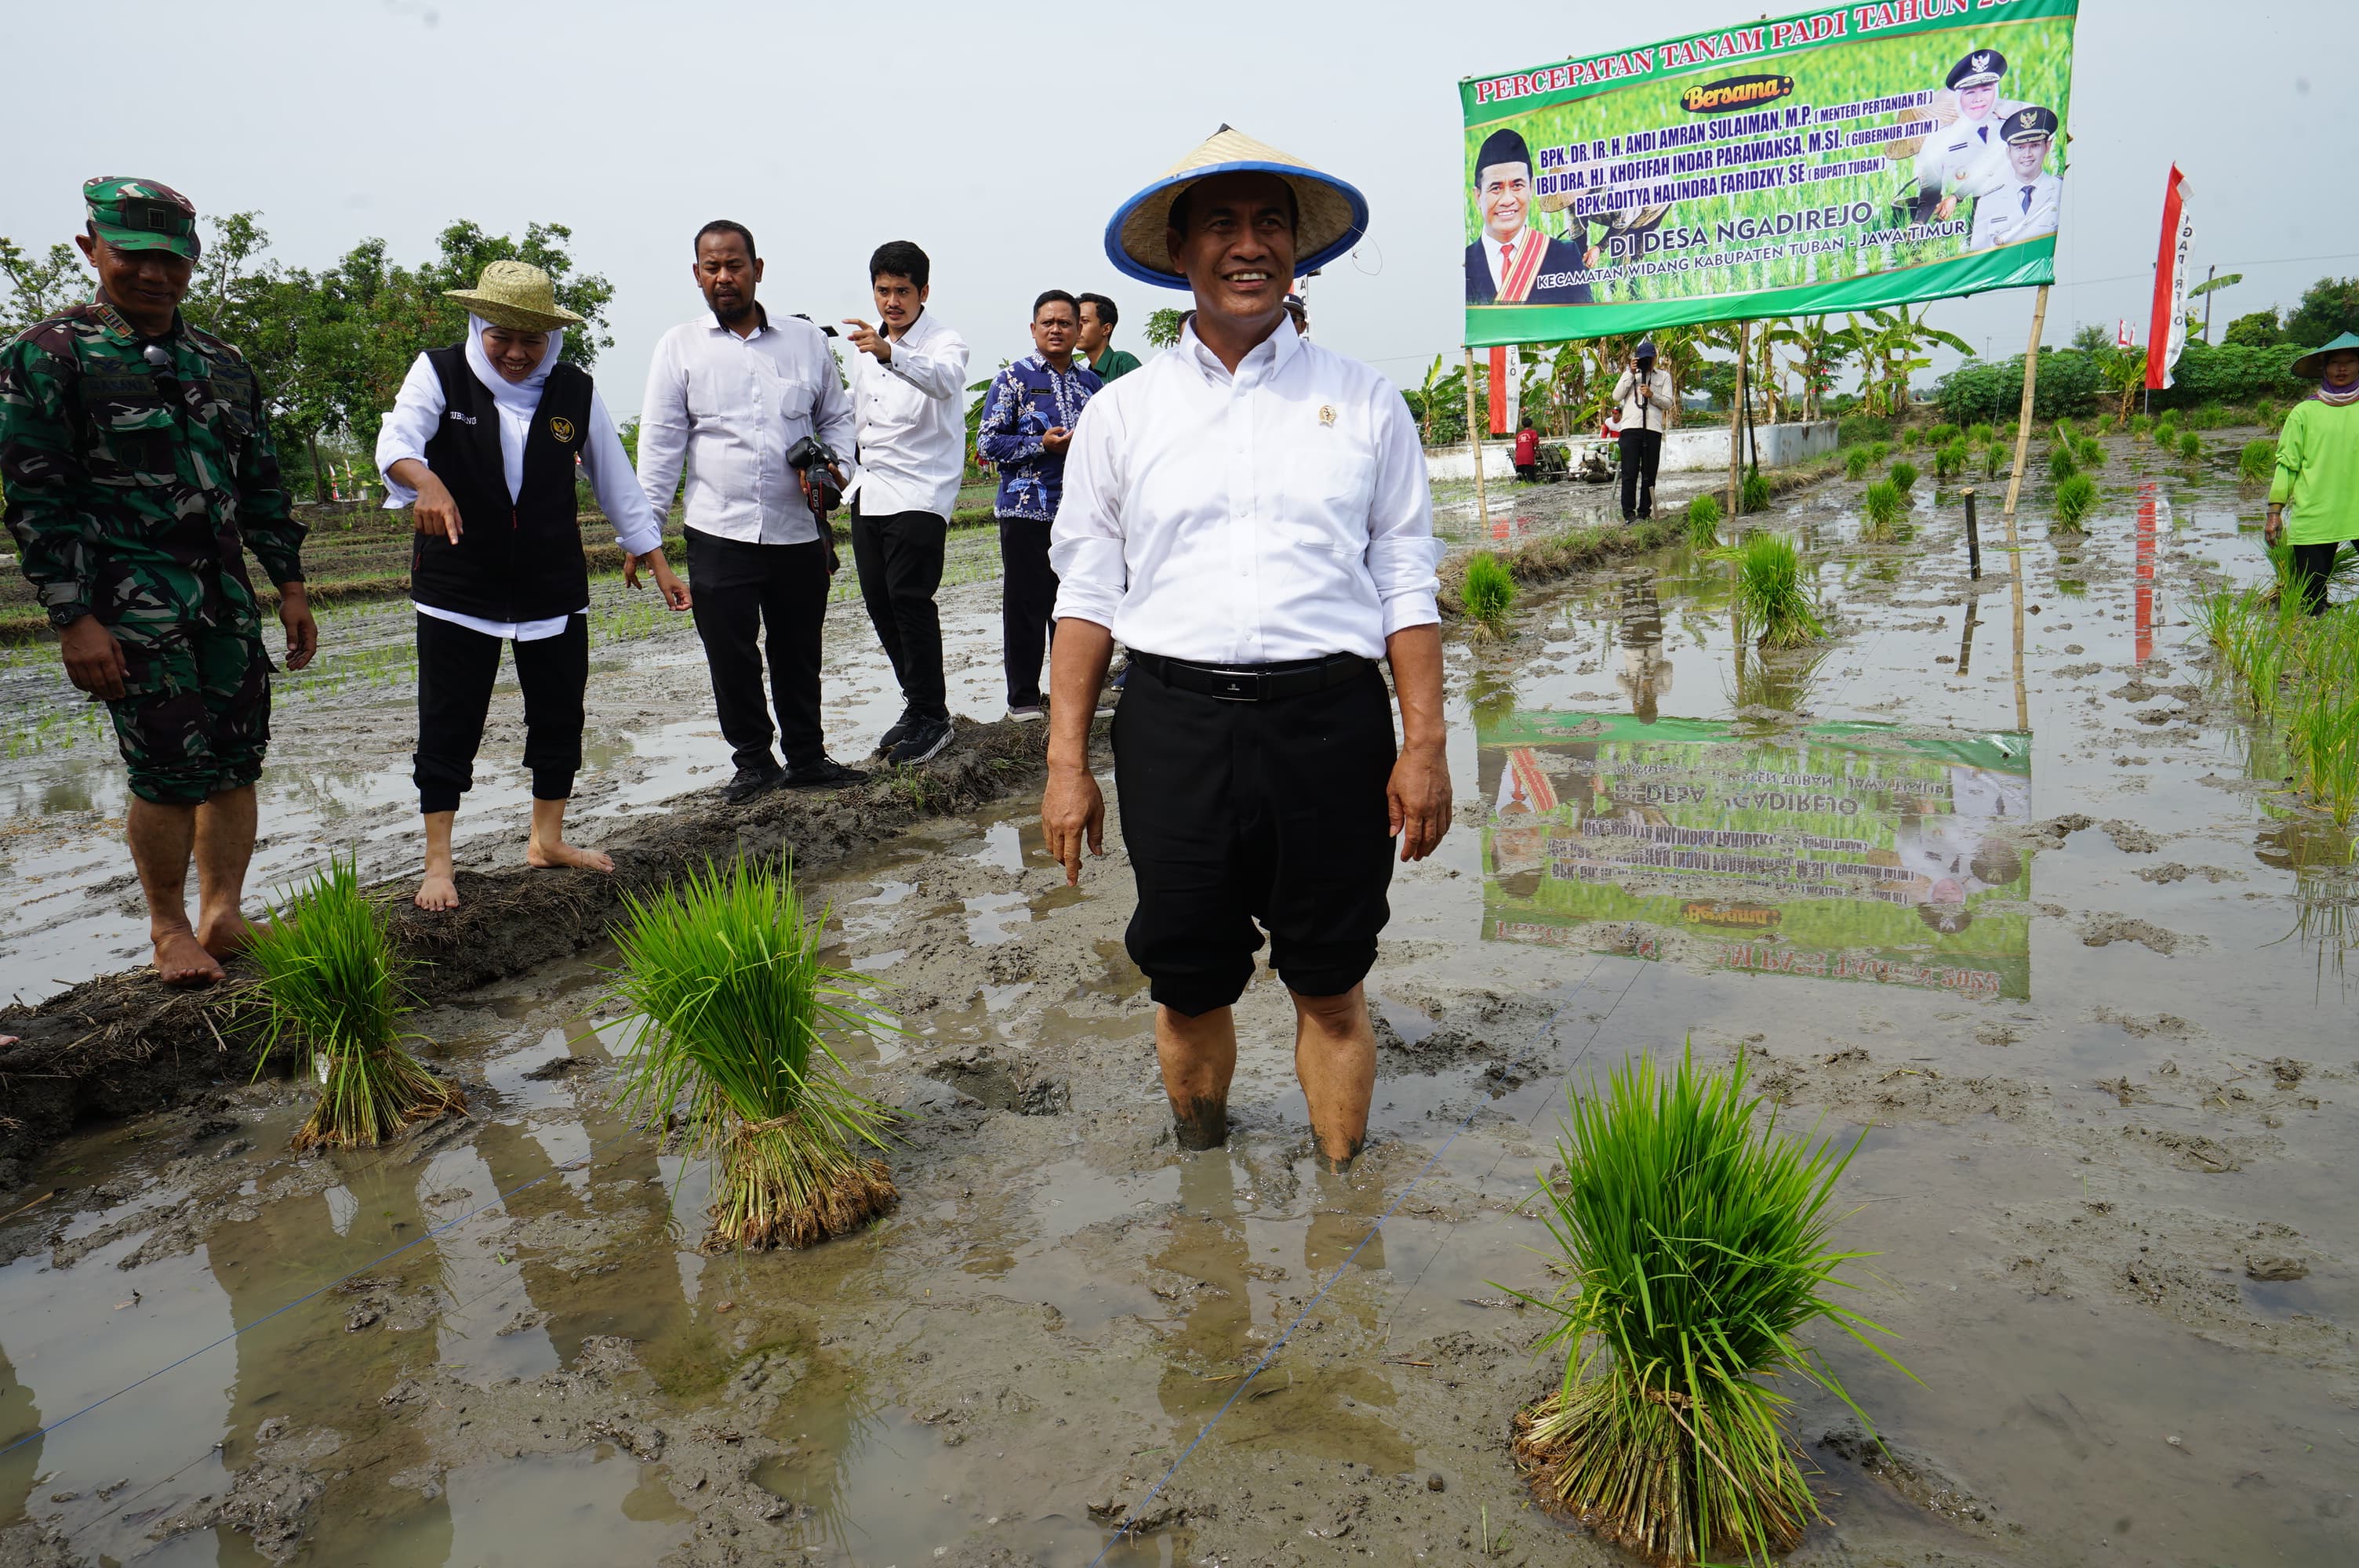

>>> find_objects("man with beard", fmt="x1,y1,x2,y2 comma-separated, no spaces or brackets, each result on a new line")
637,220,867,801
1463,127,1592,305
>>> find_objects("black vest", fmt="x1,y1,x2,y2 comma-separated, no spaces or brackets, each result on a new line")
410,345,594,622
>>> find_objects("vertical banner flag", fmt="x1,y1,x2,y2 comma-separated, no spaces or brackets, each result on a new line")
1461,0,2080,345
2146,165,2194,391
1488,345,1510,433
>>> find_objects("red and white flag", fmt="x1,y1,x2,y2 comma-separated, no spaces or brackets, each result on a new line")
2115,320,2135,349
2146,166,2194,391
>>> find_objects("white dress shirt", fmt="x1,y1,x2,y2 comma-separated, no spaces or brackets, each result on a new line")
376,353,661,642
1051,318,1441,665
845,308,971,519
1612,367,1677,432
634,308,859,546
1968,172,2063,250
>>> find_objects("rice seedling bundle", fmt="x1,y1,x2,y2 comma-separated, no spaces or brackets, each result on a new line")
1983,441,2007,479
2255,399,2277,428
1686,492,1723,546
2093,414,2116,435
1868,441,1892,463
1968,421,1996,445
2154,418,2179,452
2045,442,2077,483
1843,447,1871,480
2284,614,2359,824
1508,1047,1906,1568
1888,459,1918,493
1740,467,1771,515
1727,532,1823,647
1898,427,1921,451
2178,430,2203,461
2129,412,2154,437
1859,480,1904,540
2053,417,2077,440
248,857,463,1151
2239,438,2278,483
1463,551,1518,637
2052,474,2099,530
1932,441,1965,481
2074,436,2106,470
610,859,896,1250
1926,422,1959,446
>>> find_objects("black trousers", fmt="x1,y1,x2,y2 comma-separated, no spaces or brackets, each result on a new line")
685,527,830,771
1113,659,1397,1016
1619,427,1663,519
998,517,1058,707
850,503,948,719
413,612,586,815
2288,541,2347,615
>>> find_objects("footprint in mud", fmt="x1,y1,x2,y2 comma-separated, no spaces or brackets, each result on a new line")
924,1048,1070,1116
2077,914,2201,956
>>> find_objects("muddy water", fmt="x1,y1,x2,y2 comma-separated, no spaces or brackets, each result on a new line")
5,433,2355,1566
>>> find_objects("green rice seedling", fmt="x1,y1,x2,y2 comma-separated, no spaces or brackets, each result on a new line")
1507,1047,1906,1568
2197,586,2252,658
1843,447,1871,480
1462,550,1518,637
1983,441,2007,479
2053,417,2077,441
1740,466,1771,514
1859,480,1905,541
2178,430,2202,461
1726,532,1823,647
2239,438,2278,483
1968,421,1995,445
2074,435,2106,470
2255,398,2278,429
2154,419,2179,453
1932,441,1966,481
2268,540,2359,607
1926,422,1959,446
2045,442,2077,483
2093,413,2116,435
1686,491,1723,546
2129,412,2154,437
248,857,463,1151
1868,441,1891,463
2052,474,2099,530
1888,459,1917,493
610,859,896,1250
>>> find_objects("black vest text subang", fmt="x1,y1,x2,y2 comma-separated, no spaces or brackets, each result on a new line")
410,345,594,623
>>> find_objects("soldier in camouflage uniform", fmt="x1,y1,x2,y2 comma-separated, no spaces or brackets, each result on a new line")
0,177,315,986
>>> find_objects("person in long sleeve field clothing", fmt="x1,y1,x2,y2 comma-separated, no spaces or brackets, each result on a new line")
1040,127,1452,1171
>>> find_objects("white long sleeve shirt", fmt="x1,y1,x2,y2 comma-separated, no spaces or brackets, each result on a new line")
1612,367,1677,432
845,308,971,519
376,353,661,641
634,307,859,546
1050,318,1441,665
1968,172,2063,250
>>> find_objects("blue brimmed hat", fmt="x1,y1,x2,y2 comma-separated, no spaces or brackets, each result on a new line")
2291,331,2359,379
1104,125,1369,290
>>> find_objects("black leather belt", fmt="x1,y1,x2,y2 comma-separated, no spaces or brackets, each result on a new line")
1130,651,1370,702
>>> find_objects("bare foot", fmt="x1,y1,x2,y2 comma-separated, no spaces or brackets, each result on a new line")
528,837,615,873
154,928,226,988
416,869,460,912
195,911,260,959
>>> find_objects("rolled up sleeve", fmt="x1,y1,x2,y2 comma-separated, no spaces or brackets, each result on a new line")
1049,394,1127,630
375,354,443,507
1364,383,1441,634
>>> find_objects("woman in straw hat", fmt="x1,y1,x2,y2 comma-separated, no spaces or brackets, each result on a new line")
375,260,689,911
2266,331,2359,615
1040,127,1448,1173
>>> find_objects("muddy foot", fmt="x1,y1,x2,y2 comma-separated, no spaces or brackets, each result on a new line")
527,839,615,874
415,870,460,912
153,929,225,988
195,912,260,959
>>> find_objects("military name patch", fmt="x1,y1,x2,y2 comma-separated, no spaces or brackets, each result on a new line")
549,416,576,444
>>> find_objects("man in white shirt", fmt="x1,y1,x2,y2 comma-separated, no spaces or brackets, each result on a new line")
1967,107,2063,251
1043,128,1450,1172
841,241,969,766
637,220,867,801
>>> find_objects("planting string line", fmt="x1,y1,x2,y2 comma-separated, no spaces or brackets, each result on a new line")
1084,960,1625,1568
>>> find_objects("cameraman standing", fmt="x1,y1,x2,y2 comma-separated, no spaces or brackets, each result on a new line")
638,220,867,801
1612,339,1674,523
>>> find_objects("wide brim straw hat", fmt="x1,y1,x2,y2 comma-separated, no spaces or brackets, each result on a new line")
2289,331,2359,380
442,259,583,332
1104,125,1369,290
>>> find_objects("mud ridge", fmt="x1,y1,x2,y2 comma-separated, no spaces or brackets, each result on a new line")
0,717,1065,1172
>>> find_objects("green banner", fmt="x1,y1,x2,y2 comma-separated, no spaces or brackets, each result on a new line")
1479,713,2036,999
1460,0,2079,343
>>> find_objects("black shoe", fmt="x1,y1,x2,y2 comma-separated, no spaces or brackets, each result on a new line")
780,755,870,790
874,706,916,757
885,714,954,766
723,762,781,803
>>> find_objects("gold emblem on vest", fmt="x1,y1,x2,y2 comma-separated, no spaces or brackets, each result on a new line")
549,416,576,444
1318,405,1336,427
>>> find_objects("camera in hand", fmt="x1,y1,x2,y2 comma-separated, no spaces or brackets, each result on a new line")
786,434,844,508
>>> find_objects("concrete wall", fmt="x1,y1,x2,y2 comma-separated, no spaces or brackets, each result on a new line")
1426,420,1837,482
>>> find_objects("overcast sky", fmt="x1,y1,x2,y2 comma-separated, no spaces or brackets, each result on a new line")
5,0,2350,417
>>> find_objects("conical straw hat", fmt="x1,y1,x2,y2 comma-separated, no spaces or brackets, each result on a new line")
442,259,584,332
2289,331,2359,380
1104,125,1369,289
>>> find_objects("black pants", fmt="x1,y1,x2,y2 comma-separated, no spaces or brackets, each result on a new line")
1113,659,1397,1016
998,517,1058,708
2288,541,2348,615
1619,427,1663,519
685,527,830,771
413,612,586,815
850,503,948,719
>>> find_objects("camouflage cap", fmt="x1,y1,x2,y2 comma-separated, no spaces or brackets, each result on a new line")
83,176,200,260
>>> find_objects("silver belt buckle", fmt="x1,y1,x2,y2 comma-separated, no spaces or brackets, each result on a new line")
1209,667,1263,701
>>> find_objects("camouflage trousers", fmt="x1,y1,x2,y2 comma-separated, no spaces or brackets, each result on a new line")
103,615,273,806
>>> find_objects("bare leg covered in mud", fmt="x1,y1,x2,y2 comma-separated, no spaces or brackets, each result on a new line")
129,785,260,985
1154,989,1376,1170
1157,1004,1236,1150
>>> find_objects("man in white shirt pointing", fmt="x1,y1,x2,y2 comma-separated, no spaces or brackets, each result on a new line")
637,220,867,802
1041,127,1451,1171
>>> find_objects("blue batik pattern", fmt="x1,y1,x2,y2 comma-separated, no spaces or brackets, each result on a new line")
976,354,1103,521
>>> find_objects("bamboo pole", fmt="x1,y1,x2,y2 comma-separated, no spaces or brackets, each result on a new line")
1727,321,1749,520
2001,285,2050,517
1463,346,1490,532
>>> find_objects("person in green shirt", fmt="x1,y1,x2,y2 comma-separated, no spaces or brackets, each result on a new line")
2266,331,2359,615
1075,292,1142,382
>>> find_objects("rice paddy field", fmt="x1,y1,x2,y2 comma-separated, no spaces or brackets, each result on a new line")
2,423,2354,1568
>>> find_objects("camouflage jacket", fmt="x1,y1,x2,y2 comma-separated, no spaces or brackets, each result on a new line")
0,299,304,631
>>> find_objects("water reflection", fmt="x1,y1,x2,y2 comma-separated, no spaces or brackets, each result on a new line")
1615,574,1672,722
1480,713,2036,997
